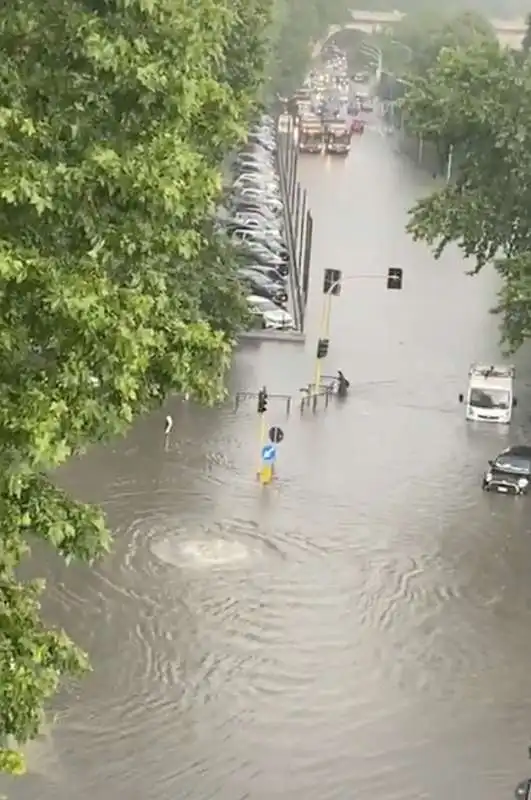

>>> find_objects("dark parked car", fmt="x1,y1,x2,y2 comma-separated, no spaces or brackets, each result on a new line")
237,241,288,271
243,264,287,285
238,270,288,305
482,445,531,494
245,238,288,262
245,254,288,277
232,228,288,258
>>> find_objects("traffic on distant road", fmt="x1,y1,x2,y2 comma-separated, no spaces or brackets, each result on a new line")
294,45,375,153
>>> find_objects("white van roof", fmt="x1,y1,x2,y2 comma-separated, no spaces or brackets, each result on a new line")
469,363,515,379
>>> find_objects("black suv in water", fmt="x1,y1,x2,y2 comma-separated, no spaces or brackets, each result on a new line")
482,445,531,494
516,778,531,799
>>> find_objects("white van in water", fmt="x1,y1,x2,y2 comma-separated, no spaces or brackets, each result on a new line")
459,363,516,423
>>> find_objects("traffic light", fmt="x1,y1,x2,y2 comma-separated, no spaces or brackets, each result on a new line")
257,386,268,414
316,338,329,359
387,267,403,290
323,268,342,296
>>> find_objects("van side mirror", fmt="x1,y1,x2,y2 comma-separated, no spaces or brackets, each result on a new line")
513,397,518,407
458,393,464,403
488,460,494,467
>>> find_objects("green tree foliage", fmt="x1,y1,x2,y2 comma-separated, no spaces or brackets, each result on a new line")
375,11,494,106
401,39,531,350
387,10,496,77
522,11,531,54
0,0,270,775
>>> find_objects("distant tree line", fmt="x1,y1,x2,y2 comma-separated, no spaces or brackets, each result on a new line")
393,10,531,350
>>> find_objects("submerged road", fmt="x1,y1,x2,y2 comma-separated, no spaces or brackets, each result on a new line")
6,129,531,800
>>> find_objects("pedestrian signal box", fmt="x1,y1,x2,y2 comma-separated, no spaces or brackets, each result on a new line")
323,269,342,295
387,267,403,290
316,338,329,359
257,387,268,414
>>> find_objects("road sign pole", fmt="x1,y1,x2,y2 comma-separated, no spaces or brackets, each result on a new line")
257,413,267,478
259,463,273,485
259,443,277,485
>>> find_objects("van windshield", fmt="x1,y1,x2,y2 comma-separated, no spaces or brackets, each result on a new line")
469,388,510,409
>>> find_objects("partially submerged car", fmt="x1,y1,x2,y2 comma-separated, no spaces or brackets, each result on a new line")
482,445,531,494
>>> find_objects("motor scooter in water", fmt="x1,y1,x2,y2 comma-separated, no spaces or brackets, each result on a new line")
336,370,350,398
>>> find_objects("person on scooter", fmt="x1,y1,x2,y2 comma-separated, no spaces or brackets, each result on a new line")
337,370,350,396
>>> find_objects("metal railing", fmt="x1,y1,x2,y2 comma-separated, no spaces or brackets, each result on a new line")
276,115,314,331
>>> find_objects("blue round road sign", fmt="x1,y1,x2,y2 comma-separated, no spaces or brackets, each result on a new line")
261,444,277,463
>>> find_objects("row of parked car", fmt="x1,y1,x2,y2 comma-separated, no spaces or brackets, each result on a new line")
218,116,295,331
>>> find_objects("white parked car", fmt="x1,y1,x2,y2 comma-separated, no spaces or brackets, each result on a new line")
232,217,283,236
235,167,277,180
235,188,283,210
231,228,284,247
235,154,275,170
247,295,294,330
233,175,280,192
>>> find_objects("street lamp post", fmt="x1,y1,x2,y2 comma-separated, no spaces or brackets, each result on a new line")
391,40,413,62
446,144,454,183
360,40,412,90
360,43,383,84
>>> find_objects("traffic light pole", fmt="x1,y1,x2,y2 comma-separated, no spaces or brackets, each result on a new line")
234,389,292,483
234,391,293,416
313,289,333,397
310,268,403,405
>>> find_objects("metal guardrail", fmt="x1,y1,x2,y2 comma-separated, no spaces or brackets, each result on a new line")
276,119,312,332
276,131,303,330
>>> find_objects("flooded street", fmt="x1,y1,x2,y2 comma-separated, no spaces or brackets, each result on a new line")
7,130,531,800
